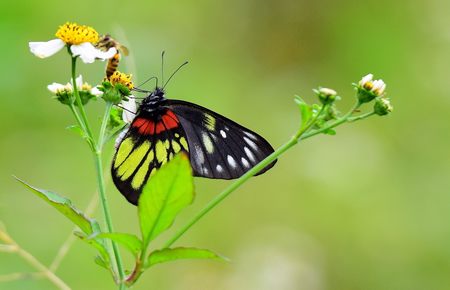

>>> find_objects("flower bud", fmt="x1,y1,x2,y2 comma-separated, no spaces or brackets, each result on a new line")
374,98,393,116
315,87,338,105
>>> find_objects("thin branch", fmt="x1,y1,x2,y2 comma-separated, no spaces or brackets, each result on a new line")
0,228,71,290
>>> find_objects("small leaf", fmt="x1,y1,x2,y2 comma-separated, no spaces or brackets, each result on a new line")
66,125,85,137
94,255,109,269
97,233,142,256
107,107,125,131
138,153,194,249
294,96,312,129
146,247,226,268
15,177,98,235
66,125,91,145
323,128,336,135
74,231,110,267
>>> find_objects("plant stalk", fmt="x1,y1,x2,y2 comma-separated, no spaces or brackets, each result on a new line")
94,104,126,288
70,57,126,288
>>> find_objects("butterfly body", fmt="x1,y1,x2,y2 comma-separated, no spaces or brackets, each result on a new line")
112,88,276,205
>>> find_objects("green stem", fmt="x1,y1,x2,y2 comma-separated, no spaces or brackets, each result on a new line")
95,104,126,287
98,102,113,150
69,56,126,288
163,101,372,248
71,57,94,139
68,104,85,132
301,102,362,140
93,151,126,288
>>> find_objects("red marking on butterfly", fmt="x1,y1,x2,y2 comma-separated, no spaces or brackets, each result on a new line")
132,110,179,135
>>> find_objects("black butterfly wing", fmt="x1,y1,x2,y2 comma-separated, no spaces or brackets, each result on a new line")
167,100,276,179
111,109,189,205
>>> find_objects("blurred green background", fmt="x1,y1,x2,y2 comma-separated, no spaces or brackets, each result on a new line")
1,0,450,289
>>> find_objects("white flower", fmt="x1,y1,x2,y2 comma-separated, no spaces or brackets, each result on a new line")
29,22,116,64
358,73,386,97
121,96,137,123
47,81,69,94
359,74,373,87
47,75,100,96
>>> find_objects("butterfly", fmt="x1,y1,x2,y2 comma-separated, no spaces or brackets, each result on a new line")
111,87,277,205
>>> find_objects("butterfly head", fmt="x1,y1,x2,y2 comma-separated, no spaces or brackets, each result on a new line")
140,87,167,112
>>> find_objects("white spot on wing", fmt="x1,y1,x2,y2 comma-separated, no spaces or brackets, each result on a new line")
194,144,205,164
244,136,258,151
244,146,256,162
216,165,223,173
227,155,237,168
220,130,227,138
244,131,258,140
241,157,250,168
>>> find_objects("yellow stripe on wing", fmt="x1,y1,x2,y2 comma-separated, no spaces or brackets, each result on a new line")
114,138,134,169
131,150,154,190
117,141,151,180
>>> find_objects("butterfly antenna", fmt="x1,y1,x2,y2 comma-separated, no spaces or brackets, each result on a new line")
135,76,158,90
163,61,189,89
117,105,137,114
161,50,165,88
127,94,146,99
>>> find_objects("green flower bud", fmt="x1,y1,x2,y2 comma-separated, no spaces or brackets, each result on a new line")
99,81,123,104
315,87,338,105
54,90,74,105
374,98,393,116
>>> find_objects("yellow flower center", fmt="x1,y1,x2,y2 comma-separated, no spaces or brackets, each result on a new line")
110,71,134,90
55,22,99,45
81,83,92,91
363,81,374,91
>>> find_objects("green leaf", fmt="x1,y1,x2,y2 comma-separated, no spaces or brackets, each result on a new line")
138,153,194,248
94,255,109,269
74,231,110,268
107,107,125,131
146,247,226,268
66,124,87,138
323,128,336,135
15,177,98,235
294,96,312,129
97,233,142,256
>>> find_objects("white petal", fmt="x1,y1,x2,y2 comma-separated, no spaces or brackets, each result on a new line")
29,39,65,58
121,96,137,123
76,75,83,88
90,86,103,96
359,73,373,86
69,75,83,89
372,79,385,91
64,82,73,91
47,82,65,93
70,43,117,64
